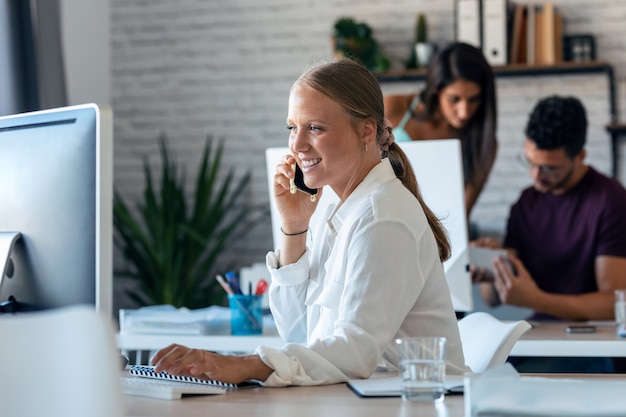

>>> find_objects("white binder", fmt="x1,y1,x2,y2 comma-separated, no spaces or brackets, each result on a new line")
456,0,481,48
482,0,508,65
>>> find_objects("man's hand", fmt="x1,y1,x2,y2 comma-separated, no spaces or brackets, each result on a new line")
469,237,503,283
491,254,542,308
471,237,503,250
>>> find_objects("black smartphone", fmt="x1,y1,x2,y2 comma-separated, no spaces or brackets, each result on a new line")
294,164,318,196
566,325,596,334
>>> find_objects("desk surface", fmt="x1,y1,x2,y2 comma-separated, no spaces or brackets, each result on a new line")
123,382,464,417
118,320,626,358
511,321,626,357
123,373,626,417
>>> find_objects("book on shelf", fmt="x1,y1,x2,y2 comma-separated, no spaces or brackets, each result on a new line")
509,3,527,64
520,2,564,66
525,4,536,64
536,2,557,64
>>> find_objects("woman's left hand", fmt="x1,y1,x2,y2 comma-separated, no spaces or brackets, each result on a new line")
151,344,273,385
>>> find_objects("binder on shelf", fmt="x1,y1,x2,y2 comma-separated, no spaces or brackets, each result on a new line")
534,5,544,64
526,4,536,65
482,0,508,65
532,2,563,65
456,0,482,48
540,2,556,64
555,12,563,62
509,3,527,64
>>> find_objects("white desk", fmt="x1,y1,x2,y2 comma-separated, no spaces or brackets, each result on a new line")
117,332,284,354
122,373,626,417
123,382,465,417
117,320,626,361
511,321,626,357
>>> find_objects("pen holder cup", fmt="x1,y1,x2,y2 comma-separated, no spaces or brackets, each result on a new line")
228,294,263,335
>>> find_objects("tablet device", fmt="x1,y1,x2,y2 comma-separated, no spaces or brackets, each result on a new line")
469,246,509,272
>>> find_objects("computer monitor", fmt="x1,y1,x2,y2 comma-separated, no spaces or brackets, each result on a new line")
0,103,113,316
265,139,472,312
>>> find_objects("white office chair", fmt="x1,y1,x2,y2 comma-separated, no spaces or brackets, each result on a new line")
0,305,123,417
458,311,531,373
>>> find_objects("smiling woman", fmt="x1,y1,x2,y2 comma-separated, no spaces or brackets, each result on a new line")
150,58,470,387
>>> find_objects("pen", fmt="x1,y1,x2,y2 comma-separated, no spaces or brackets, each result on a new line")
225,271,243,295
215,274,234,295
255,279,268,296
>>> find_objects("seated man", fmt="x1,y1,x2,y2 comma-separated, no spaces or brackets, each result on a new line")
473,95,626,372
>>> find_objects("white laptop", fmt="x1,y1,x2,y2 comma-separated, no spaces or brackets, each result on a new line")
265,139,472,312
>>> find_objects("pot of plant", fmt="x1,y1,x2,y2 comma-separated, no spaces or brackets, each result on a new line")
113,135,266,309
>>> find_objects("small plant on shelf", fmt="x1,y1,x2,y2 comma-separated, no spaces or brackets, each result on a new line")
332,17,391,72
407,13,433,69
416,13,428,44
414,13,435,68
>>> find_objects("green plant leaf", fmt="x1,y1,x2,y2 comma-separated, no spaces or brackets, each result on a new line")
113,135,264,308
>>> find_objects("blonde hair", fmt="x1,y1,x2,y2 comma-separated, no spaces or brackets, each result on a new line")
294,59,451,261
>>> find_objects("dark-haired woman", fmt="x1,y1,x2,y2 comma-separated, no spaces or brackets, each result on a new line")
385,42,497,216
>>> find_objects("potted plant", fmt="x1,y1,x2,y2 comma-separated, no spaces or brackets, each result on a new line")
113,135,265,308
414,13,434,68
332,17,391,72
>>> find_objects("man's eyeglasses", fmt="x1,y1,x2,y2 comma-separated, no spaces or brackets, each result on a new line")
516,153,563,178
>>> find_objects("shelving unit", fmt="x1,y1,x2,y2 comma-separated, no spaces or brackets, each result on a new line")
377,60,619,176
606,123,626,178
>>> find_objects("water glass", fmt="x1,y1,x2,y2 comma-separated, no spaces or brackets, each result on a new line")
395,336,447,402
615,289,626,325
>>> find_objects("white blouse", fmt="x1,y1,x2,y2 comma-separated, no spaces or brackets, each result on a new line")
257,158,468,387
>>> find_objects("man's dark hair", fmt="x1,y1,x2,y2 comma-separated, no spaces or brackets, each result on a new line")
524,95,587,157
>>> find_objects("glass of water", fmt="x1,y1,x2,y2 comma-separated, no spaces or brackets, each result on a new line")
395,336,447,402
615,290,626,325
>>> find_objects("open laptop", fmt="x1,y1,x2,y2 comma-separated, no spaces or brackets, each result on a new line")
265,139,472,312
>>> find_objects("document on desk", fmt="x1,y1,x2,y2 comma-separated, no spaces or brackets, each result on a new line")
347,374,464,398
466,363,626,416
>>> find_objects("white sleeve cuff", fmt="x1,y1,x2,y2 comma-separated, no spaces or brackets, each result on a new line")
265,249,310,286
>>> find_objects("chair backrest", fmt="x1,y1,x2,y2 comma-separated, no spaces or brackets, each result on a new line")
458,311,531,373
0,306,123,417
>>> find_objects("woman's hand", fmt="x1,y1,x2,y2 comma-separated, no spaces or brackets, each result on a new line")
151,344,273,385
273,154,320,233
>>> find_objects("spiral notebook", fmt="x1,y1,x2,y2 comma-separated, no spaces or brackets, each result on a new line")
123,365,259,399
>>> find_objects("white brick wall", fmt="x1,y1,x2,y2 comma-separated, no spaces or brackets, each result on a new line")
110,0,626,309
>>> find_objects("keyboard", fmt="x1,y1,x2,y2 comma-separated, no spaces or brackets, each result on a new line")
121,375,229,400
128,365,236,387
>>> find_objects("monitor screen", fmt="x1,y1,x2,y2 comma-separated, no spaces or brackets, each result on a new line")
265,139,472,312
0,103,112,316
